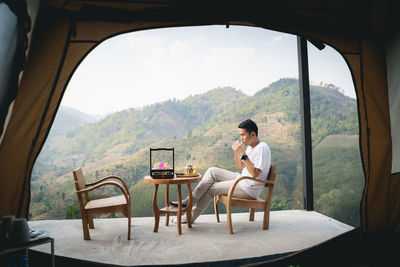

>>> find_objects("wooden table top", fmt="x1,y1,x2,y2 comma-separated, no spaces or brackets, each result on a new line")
144,175,202,184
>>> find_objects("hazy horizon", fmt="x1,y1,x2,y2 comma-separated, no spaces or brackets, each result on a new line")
62,77,355,117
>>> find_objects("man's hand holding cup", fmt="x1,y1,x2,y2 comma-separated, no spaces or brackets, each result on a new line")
232,141,245,155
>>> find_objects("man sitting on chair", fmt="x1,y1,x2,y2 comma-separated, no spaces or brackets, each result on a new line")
171,119,271,224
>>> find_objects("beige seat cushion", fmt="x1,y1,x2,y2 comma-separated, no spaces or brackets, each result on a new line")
85,195,127,210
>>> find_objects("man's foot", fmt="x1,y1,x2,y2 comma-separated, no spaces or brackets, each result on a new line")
170,200,187,207
172,216,187,224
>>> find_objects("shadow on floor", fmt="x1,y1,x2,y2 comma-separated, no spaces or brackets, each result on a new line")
29,249,295,267
246,227,400,267
28,227,400,267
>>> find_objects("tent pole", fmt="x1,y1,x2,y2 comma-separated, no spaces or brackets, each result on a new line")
297,36,314,211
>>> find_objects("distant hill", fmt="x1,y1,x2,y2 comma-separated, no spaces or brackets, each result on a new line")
31,106,99,185
307,134,364,226
46,106,99,140
315,134,359,149
36,87,247,168
30,78,363,227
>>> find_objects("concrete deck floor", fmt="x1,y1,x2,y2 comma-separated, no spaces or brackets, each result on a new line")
28,210,353,266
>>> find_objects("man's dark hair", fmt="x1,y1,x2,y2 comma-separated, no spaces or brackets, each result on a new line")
238,119,258,136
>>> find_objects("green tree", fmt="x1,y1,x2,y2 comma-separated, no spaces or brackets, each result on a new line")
66,204,81,219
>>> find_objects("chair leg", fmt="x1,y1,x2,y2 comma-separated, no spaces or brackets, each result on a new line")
165,214,170,226
88,215,95,229
81,214,91,240
227,204,233,234
214,195,220,223
128,212,131,240
249,208,255,221
263,208,270,230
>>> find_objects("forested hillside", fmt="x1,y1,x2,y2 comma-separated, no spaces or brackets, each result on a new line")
31,78,364,226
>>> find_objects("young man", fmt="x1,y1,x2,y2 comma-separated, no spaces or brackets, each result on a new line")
172,119,271,224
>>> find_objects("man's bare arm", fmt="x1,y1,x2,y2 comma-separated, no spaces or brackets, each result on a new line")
232,141,261,176
234,151,244,169
242,159,262,177
232,141,244,169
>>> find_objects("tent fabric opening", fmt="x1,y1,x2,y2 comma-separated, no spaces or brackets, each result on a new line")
0,0,399,236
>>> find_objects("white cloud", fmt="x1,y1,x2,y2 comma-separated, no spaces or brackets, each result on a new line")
169,40,192,56
203,47,254,66
269,34,290,45
125,34,163,50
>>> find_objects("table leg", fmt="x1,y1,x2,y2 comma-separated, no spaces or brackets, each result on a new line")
51,238,55,267
186,183,193,228
152,184,160,232
165,184,170,226
177,184,182,235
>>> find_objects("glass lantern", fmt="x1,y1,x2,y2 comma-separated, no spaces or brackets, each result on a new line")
149,147,174,178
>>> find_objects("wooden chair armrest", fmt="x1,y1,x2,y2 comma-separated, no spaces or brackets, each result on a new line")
86,176,130,197
238,176,275,185
78,181,130,202
227,176,274,200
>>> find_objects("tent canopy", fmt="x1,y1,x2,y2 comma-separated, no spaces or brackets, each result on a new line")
0,0,399,234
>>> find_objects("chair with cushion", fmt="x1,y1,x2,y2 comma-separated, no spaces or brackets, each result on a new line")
214,164,277,234
72,168,131,240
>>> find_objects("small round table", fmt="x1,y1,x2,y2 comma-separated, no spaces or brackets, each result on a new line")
144,175,202,235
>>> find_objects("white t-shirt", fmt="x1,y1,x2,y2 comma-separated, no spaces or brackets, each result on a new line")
238,141,271,199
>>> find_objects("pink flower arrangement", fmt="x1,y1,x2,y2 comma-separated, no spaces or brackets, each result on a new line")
154,161,169,170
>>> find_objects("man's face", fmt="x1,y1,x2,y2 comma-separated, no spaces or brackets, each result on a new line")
239,128,253,145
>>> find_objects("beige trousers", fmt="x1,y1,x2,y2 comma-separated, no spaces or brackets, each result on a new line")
189,167,254,223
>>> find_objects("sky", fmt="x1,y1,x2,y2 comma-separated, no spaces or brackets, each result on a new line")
62,25,355,116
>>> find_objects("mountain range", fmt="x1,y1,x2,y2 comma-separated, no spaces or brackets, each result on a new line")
46,106,100,140
30,78,364,226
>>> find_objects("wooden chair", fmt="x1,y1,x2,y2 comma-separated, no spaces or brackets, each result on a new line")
214,165,277,234
72,168,131,240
